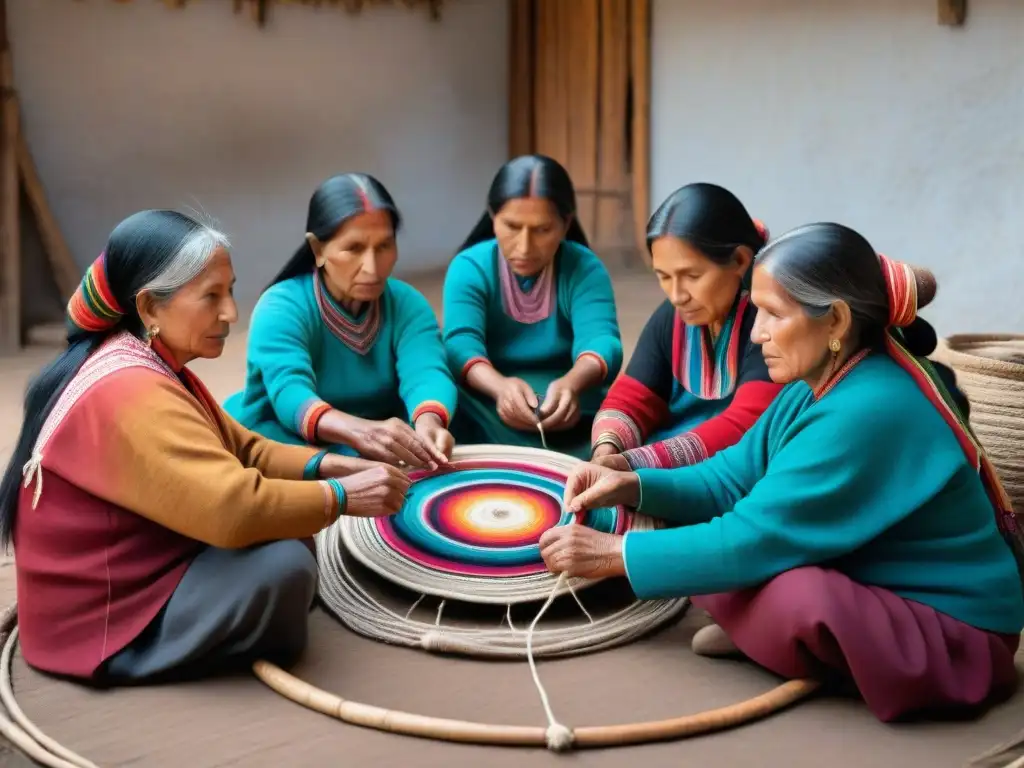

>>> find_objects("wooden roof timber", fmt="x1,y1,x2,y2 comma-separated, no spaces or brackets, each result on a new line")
102,0,445,26
938,0,967,26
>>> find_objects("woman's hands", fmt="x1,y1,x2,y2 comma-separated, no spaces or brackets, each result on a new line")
538,457,642,580
494,376,541,431
493,375,583,434
538,377,581,432
338,464,412,517
590,442,621,461
415,413,455,461
538,524,625,579
324,412,448,470
562,461,641,513
591,451,630,471
318,453,387,477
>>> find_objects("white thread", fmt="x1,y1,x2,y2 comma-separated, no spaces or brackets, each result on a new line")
320,447,689,651
537,420,547,450
525,570,574,751
404,594,426,620
314,446,691,750
420,631,447,652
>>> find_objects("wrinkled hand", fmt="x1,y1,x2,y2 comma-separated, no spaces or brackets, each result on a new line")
538,378,581,432
592,452,630,471
538,524,625,579
415,414,455,461
590,442,621,461
339,464,412,517
562,462,641,513
318,453,388,478
495,376,539,431
345,416,444,470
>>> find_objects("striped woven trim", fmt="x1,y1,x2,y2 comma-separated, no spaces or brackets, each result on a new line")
662,432,708,468
319,478,347,523
313,269,382,356
296,398,332,443
66,252,124,333
32,332,177,459
411,400,451,428
303,450,328,480
622,444,660,470
591,408,642,452
628,431,710,470
878,254,918,328
575,351,608,381
884,334,1017,528
674,292,750,401
460,356,492,380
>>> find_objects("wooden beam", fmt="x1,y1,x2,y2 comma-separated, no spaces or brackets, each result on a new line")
629,0,651,256
17,131,79,300
507,0,534,158
0,0,20,352
938,0,967,26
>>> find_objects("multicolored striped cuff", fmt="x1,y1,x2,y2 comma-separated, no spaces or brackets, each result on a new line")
318,477,347,523
576,351,609,381
303,450,329,480
460,356,492,381
622,444,661,470
411,400,451,428
296,398,332,443
591,409,642,452
623,432,708,471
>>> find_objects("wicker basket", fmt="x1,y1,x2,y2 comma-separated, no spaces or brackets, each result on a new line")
933,334,1024,511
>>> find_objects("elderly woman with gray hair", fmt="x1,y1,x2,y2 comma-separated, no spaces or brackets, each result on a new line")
538,222,1024,723
0,209,410,685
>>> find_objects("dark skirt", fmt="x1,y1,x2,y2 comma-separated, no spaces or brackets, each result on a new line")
99,539,319,684
691,566,1020,722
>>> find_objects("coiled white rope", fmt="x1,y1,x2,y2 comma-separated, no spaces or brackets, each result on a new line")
316,519,688,660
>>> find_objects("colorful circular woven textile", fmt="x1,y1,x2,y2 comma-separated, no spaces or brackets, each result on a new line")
339,445,661,604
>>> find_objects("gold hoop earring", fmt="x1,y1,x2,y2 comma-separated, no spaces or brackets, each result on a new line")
145,325,160,347
829,339,841,354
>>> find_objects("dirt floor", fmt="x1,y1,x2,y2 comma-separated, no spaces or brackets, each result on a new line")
0,267,1020,767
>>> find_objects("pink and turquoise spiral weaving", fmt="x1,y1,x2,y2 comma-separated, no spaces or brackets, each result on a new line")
377,459,628,578
338,447,658,605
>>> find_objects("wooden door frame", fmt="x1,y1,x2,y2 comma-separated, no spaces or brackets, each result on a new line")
507,0,650,256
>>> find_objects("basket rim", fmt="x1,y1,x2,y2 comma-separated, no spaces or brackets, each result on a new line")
940,334,1024,379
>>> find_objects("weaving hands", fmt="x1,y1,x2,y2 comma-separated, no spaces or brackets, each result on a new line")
321,411,451,470
538,461,638,578
8,152,1024,768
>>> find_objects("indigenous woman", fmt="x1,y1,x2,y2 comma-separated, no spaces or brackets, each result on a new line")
442,155,622,459
224,173,456,470
1,210,410,684
540,222,1024,723
591,183,783,470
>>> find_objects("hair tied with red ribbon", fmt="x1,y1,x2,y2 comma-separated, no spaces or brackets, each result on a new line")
877,253,919,328
66,252,125,334
752,218,770,244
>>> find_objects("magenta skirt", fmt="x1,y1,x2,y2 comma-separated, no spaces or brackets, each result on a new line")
691,566,1020,722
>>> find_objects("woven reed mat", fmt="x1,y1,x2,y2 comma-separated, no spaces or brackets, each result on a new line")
2,603,1022,767
933,335,1024,511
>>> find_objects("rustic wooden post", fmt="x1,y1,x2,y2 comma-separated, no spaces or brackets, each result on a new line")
938,0,967,26
630,0,650,257
0,0,20,353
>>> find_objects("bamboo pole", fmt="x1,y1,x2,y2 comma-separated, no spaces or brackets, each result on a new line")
0,0,19,352
253,659,821,751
